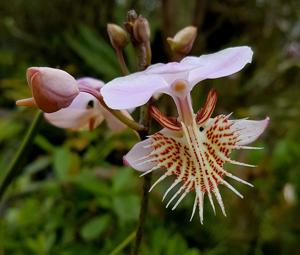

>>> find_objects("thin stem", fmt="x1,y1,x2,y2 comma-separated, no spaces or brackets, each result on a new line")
145,42,152,68
116,48,130,75
132,101,152,255
132,173,152,255
0,110,43,201
109,231,136,255
97,95,145,132
123,10,153,254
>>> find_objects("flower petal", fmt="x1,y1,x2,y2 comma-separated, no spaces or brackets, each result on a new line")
44,108,102,130
230,117,269,145
77,77,104,91
124,138,156,172
101,72,168,109
44,92,104,130
184,46,253,85
146,62,196,74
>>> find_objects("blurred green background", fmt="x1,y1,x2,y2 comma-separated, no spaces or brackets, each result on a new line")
1,0,300,254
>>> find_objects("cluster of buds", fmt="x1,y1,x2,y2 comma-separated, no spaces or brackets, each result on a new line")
124,10,152,70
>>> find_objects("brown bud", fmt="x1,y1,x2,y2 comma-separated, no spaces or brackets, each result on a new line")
23,67,79,113
127,9,138,23
167,26,197,56
107,23,129,50
132,16,151,44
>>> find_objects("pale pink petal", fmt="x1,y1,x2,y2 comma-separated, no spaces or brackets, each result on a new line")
145,62,196,74
44,92,104,130
44,108,102,129
102,46,253,109
145,62,191,85
184,46,253,86
77,77,104,91
101,73,168,109
230,117,269,145
124,138,155,172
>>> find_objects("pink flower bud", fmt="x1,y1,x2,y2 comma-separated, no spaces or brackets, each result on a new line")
167,26,197,56
26,67,79,113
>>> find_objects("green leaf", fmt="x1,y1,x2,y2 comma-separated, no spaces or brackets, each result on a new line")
80,215,110,241
53,148,72,180
24,156,50,175
112,167,134,193
112,195,139,223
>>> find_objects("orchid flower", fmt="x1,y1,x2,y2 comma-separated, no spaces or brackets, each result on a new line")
102,46,269,223
45,77,129,131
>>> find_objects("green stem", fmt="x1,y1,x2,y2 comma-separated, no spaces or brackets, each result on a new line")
132,98,152,255
109,231,136,255
96,95,145,132
0,110,43,201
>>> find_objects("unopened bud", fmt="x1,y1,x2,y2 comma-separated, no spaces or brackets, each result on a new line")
127,9,138,23
107,23,129,50
133,16,150,44
23,67,79,113
167,26,197,55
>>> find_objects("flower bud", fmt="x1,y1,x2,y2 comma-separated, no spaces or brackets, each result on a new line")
107,23,129,50
167,26,197,56
25,67,79,113
133,16,150,44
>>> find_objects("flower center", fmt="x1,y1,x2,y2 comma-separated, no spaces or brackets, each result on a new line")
170,79,189,97
170,79,194,125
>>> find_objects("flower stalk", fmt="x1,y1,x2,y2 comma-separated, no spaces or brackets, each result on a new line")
109,231,136,255
115,48,130,75
0,110,43,201
124,9,153,255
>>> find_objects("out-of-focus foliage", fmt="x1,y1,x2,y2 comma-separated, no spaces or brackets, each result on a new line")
1,0,300,254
